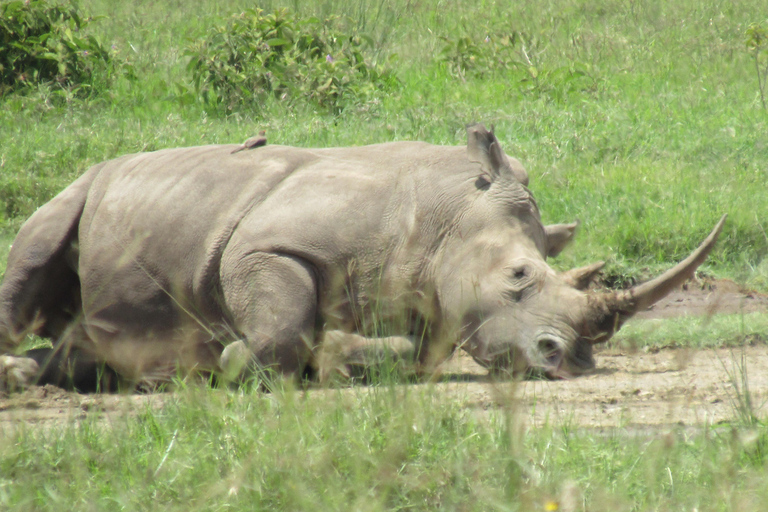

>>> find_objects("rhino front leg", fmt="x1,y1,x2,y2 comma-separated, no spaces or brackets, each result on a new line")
220,252,319,382
313,331,417,384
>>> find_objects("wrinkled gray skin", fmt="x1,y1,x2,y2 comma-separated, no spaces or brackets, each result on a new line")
0,125,725,390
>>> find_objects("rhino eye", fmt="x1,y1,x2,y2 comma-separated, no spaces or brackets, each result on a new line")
504,264,535,301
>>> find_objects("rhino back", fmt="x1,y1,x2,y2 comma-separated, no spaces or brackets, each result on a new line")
76,142,477,336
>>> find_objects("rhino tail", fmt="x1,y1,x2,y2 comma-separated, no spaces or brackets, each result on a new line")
0,162,106,353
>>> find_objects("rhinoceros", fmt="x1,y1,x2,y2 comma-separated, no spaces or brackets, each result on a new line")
0,124,724,391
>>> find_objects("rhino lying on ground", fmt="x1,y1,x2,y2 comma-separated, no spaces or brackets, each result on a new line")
0,124,724,391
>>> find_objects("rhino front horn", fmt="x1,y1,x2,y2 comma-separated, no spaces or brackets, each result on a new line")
587,214,727,343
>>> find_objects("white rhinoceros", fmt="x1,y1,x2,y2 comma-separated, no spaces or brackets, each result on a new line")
0,124,724,390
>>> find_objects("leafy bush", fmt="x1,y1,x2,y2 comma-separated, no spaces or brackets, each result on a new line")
0,0,112,96
184,8,397,114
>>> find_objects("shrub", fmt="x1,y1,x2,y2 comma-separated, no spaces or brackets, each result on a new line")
184,8,397,115
0,0,112,96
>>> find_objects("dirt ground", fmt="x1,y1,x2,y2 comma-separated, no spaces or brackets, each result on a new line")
1,279,767,433
437,345,768,429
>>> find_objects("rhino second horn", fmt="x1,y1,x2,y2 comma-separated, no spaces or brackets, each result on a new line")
586,214,726,343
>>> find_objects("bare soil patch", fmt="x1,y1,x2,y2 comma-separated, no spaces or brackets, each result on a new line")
1,279,766,433
436,346,768,429
0,385,165,436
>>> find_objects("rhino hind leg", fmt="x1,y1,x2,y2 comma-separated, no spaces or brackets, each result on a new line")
0,347,119,393
0,355,40,392
0,239,82,353
23,347,120,392
0,319,121,393
0,165,101,353
220,252,319,382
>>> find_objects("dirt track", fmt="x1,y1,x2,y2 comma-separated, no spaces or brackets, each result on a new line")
437,346,768,429
1,279,766,433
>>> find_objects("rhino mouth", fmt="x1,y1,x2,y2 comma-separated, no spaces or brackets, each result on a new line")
531,335,570,379
471,333,596,380
536,342,596,379
568,338,596,371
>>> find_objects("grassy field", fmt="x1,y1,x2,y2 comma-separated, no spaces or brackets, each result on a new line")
1,0,768,509
1,382,768,511
1,0,767,285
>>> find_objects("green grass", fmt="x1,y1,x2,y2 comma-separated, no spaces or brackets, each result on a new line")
0,0,766,287
614,312,768,351
1,383,767,511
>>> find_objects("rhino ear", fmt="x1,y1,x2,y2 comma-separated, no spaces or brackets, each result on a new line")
467,123,527,185
467,123,498,180
467,124,508,182
545,221,579,258
562,261,605,290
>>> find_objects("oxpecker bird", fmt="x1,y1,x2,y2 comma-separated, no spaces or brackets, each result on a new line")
231,130,267,154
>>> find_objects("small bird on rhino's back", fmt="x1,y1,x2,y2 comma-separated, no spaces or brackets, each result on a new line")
231,130,267,154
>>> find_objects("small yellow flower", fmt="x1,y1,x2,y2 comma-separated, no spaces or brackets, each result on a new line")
544,501,559,511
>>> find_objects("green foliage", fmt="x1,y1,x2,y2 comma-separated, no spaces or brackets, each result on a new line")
0,0,766,284
184,8,397,114
438,31,519,79
746,21,768,109
438,29,595,100
0,0,114,96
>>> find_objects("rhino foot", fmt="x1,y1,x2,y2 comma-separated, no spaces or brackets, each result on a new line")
0,355,40,392
219,340,251,383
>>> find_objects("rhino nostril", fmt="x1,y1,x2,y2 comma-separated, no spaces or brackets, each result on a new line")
537,338,563,367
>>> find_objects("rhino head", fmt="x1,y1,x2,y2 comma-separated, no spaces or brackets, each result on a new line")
434,124,725,378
